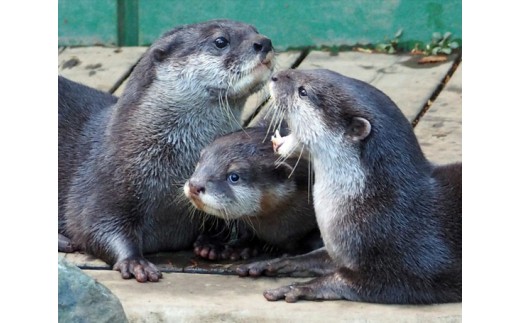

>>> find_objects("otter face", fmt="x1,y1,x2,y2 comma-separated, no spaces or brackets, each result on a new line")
183,128,295,220
152,19,275,101
269,69,374,200
269,69,371,152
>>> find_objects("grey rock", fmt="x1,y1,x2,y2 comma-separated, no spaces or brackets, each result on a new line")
58,257,128,323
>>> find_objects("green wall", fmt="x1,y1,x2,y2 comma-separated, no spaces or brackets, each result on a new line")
58,0,118,46
59,0,462,50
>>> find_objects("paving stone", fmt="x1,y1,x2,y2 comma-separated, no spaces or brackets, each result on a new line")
86,270,462,323
414,64,462,164
296,51,457,122
58,46,147,93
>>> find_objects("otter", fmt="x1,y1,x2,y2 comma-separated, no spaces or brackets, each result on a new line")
183,126,322,261
58,19,275,282
236,69,462,304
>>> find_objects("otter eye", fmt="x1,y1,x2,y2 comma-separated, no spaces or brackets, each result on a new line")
298,86,307,97
214,37,229,49
227,173,240,183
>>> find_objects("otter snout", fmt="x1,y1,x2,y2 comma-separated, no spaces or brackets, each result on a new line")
253,37,273,54
188,180,205,196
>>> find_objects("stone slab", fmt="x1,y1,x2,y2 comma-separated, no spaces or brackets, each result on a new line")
296,51,457,123
414,64,462,164
85,270,462,323
58,46,148,93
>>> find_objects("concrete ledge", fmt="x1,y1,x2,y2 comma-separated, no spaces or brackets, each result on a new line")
86,270,462,323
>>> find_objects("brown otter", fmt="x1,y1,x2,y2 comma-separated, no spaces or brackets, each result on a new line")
236,69,462,304
58,20,275,282
183,125,322,261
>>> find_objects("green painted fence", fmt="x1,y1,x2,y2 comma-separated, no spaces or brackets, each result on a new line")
59,0,461,50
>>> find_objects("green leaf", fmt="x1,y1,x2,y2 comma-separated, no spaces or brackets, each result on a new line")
375,44,387,51
440,47,452,55
443,31,452,40
432,47,440,55
394,28,403,38
449,41,459,49
432,32,442,42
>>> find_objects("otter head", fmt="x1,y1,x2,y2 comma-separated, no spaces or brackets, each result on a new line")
123,19,275,107
269,69,427,197
269,69,376,154
183,127,297,220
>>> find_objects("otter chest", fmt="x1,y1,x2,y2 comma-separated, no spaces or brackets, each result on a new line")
312,172,364,269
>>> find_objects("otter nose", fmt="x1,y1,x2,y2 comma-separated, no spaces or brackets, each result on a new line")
253,38,273,54
189,181,205,195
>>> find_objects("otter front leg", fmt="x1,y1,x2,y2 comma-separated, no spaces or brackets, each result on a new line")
236,247,336,277
83,220,163,282
264,268,362,303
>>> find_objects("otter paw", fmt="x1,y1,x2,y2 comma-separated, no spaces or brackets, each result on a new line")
194,242,223,260
235,257,291,277
271,130,285,153
194,234,259,261
193,234,230,260
113,257,162,282
235,260,269,277
222,245,259,261
264,282,316,303
271,131,298,157
58,233,79,253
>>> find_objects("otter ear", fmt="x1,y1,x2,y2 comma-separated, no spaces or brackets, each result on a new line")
153,48,168,62
347,117,371,141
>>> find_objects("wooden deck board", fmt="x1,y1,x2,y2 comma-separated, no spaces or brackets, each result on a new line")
296,51,457,123
58,46,147,92
414,64,462,164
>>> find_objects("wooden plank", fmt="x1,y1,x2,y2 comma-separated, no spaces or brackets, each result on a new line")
58,46,147,93
414,64,462,164
297,51,457,123
60,252,110,270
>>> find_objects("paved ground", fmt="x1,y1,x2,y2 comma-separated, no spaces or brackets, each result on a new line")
58,46,462,322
